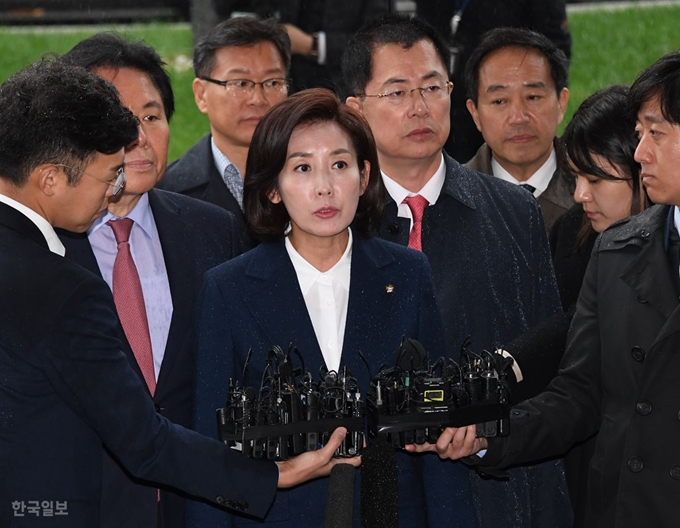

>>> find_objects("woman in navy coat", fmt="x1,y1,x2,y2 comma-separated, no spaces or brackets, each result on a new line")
188,89,447,527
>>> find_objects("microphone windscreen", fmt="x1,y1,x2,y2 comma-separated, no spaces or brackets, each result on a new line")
324,464,356,528
361,436,398,527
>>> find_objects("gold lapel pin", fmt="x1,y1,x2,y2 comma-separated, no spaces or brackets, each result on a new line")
385,284,395,294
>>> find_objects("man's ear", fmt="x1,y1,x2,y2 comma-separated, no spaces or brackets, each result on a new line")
193,78,209,115
556,87,570,126
346,96,363,113
36,164,62,197
466,99,483,133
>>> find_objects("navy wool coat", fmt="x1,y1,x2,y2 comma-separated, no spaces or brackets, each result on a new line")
188,235,446,527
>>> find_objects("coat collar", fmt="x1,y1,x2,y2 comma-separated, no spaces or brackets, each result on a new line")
612,205,679,322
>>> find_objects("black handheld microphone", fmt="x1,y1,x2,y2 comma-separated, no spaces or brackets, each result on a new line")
360,436,398,528
323,464,356,528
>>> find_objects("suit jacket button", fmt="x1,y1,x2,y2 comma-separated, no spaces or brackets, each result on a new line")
388,222,400,235
216,495,226,505
238,501,249,510
631,346,645,362
627,457,643,473
636,401,652,415
671,465,680,480
640,229,650,238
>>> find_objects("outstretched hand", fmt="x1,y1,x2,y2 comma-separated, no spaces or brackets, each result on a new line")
275,427,361,488
405,425,487,460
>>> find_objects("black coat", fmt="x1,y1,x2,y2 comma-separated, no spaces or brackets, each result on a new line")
483,204,680,527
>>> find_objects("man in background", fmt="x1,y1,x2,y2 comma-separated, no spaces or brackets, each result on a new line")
417,0,571,162
158,17,290,248
464,27,573,230
212,0,389,96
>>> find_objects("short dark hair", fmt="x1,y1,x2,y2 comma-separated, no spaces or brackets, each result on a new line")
0,58,138,187
629,50,680,125
193,17,291,79
244,88,384,242
62,33,175,122
342,14,450,96
561,84,648,244
465,27,569,104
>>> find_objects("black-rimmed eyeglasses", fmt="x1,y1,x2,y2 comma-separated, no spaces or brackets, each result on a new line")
200,77,290,97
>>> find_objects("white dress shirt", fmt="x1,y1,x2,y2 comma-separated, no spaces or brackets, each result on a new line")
491,148,557,198
285,228,352,373
381,153,446,231
0,193,65,256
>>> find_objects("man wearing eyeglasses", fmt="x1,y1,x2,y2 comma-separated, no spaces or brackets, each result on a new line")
344,15,571,528
158,17,291,250
58,34,243,528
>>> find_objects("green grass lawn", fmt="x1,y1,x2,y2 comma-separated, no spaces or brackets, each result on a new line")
1,4,679,160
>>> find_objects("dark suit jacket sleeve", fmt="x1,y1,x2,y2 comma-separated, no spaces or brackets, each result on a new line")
481,239,603,469
41,274,278,518
188,269,241,527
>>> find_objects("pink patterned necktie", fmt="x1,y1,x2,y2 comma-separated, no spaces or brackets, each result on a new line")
107,218,156,395
403,195,429,251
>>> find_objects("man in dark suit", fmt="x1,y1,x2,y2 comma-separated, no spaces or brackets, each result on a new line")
424,50,680,528
0,58,352,528
343,15,571,528
464,28,573,231
59,34,238,528
158,17,290,249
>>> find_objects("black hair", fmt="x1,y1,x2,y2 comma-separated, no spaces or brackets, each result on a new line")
629,50,680,125
465,27,569,104
62,32,175,122
0,58,138,187
561,84,648,245
193,17,291,79
244,88,385,242
341,14,450,96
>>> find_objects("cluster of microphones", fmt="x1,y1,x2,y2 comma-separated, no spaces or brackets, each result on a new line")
217,338,512,528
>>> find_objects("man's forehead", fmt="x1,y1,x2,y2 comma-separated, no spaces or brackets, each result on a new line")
213,42,285,72
369,40,447,85
479,47,553,84
636,96,665,122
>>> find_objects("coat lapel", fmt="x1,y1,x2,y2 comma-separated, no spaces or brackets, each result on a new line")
618,207,680,345
342,237,396,369
148,189,194,393
241,242,325,370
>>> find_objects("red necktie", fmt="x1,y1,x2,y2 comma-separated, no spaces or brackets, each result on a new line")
107,218,156,395
403,195,429,252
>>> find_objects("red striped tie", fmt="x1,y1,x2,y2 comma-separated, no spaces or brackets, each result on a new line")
403,195,429,252
107,218,156,395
